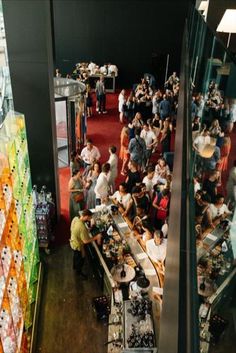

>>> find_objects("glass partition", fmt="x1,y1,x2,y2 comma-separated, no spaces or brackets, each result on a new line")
188,6,236,353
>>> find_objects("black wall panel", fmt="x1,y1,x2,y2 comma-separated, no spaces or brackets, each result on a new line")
2,0,60,213
53,0,191,87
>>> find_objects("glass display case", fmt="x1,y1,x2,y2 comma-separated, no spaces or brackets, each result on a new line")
0,112,40,353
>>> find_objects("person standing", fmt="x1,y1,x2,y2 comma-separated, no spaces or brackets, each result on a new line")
68,170,85,220
128,127,146,170
94,163,111,205
118,89,126,123
107,145,118,193
70,209,101,279
140,123,157,166
80,139,101,168
95,76,107,114
85,162,101,209
159,95,171,121
85,84,93,117
119,126,130,176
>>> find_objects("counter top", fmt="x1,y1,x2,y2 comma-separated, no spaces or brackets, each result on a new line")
86,206,162,352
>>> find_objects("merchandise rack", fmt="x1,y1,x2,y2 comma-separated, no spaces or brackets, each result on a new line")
0,112,41,353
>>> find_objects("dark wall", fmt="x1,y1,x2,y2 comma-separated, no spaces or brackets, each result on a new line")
53,0,191,87
2,0,60,214
207,0,236,54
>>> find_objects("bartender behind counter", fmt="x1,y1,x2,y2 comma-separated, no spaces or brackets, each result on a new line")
70,209,102,279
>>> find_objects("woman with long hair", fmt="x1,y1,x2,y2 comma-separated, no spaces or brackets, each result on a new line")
119,126,130,176
84,162,101,209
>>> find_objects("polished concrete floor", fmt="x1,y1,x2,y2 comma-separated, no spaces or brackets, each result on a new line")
36,245,107,353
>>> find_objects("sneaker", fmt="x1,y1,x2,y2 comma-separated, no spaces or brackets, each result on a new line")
102,111,107,114
96,108,99,112
98,111,101,114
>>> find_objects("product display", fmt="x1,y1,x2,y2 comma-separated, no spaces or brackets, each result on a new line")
0,112,40,352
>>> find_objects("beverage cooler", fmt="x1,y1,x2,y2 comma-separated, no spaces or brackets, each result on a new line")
0,112,41,353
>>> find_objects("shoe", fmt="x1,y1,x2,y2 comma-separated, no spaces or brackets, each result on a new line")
102,111,107,114
96,108,99,112
98,111,101,114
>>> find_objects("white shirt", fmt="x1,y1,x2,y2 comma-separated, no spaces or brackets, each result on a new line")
146,239,167,263
111,191,131,209
94,172,109,199
142,175,154,195
209,203,230,220
140,129,156,150
107,153,118,181
100,66,107,75
193,135,211,152
80,146,101,165
118,93,126,113
108,65,118,77
88,62,96,73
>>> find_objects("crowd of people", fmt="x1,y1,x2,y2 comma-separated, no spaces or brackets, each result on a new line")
68,72,181,276
69,71,236,281
192,81,235,244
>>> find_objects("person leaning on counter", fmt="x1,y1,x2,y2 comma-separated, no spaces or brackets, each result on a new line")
208,194,232,228
146,231,167,264
70,209,102,280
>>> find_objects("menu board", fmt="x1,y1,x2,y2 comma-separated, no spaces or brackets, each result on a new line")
0,113,39,353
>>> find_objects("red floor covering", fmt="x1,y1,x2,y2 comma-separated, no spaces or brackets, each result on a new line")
53,93,236,246
54,92,123,246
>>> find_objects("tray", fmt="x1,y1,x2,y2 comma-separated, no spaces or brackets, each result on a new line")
123,300,157,352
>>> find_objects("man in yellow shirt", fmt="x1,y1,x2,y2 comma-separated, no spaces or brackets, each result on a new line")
70,209,101,279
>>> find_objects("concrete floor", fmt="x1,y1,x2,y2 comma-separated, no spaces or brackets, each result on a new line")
36,245,107,353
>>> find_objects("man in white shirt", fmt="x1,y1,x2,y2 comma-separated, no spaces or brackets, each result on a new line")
142,165,155,198
94,163,110,205
80,139,101,168
146,231,167,263
140,123,157,165
193,128,211,155
107,145,118,193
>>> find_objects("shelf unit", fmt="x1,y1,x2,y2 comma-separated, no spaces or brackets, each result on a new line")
0,112,40,353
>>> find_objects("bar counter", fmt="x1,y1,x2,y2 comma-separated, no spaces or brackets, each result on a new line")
86,205,163,352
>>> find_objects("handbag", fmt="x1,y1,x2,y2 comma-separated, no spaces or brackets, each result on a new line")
73,192,84,203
